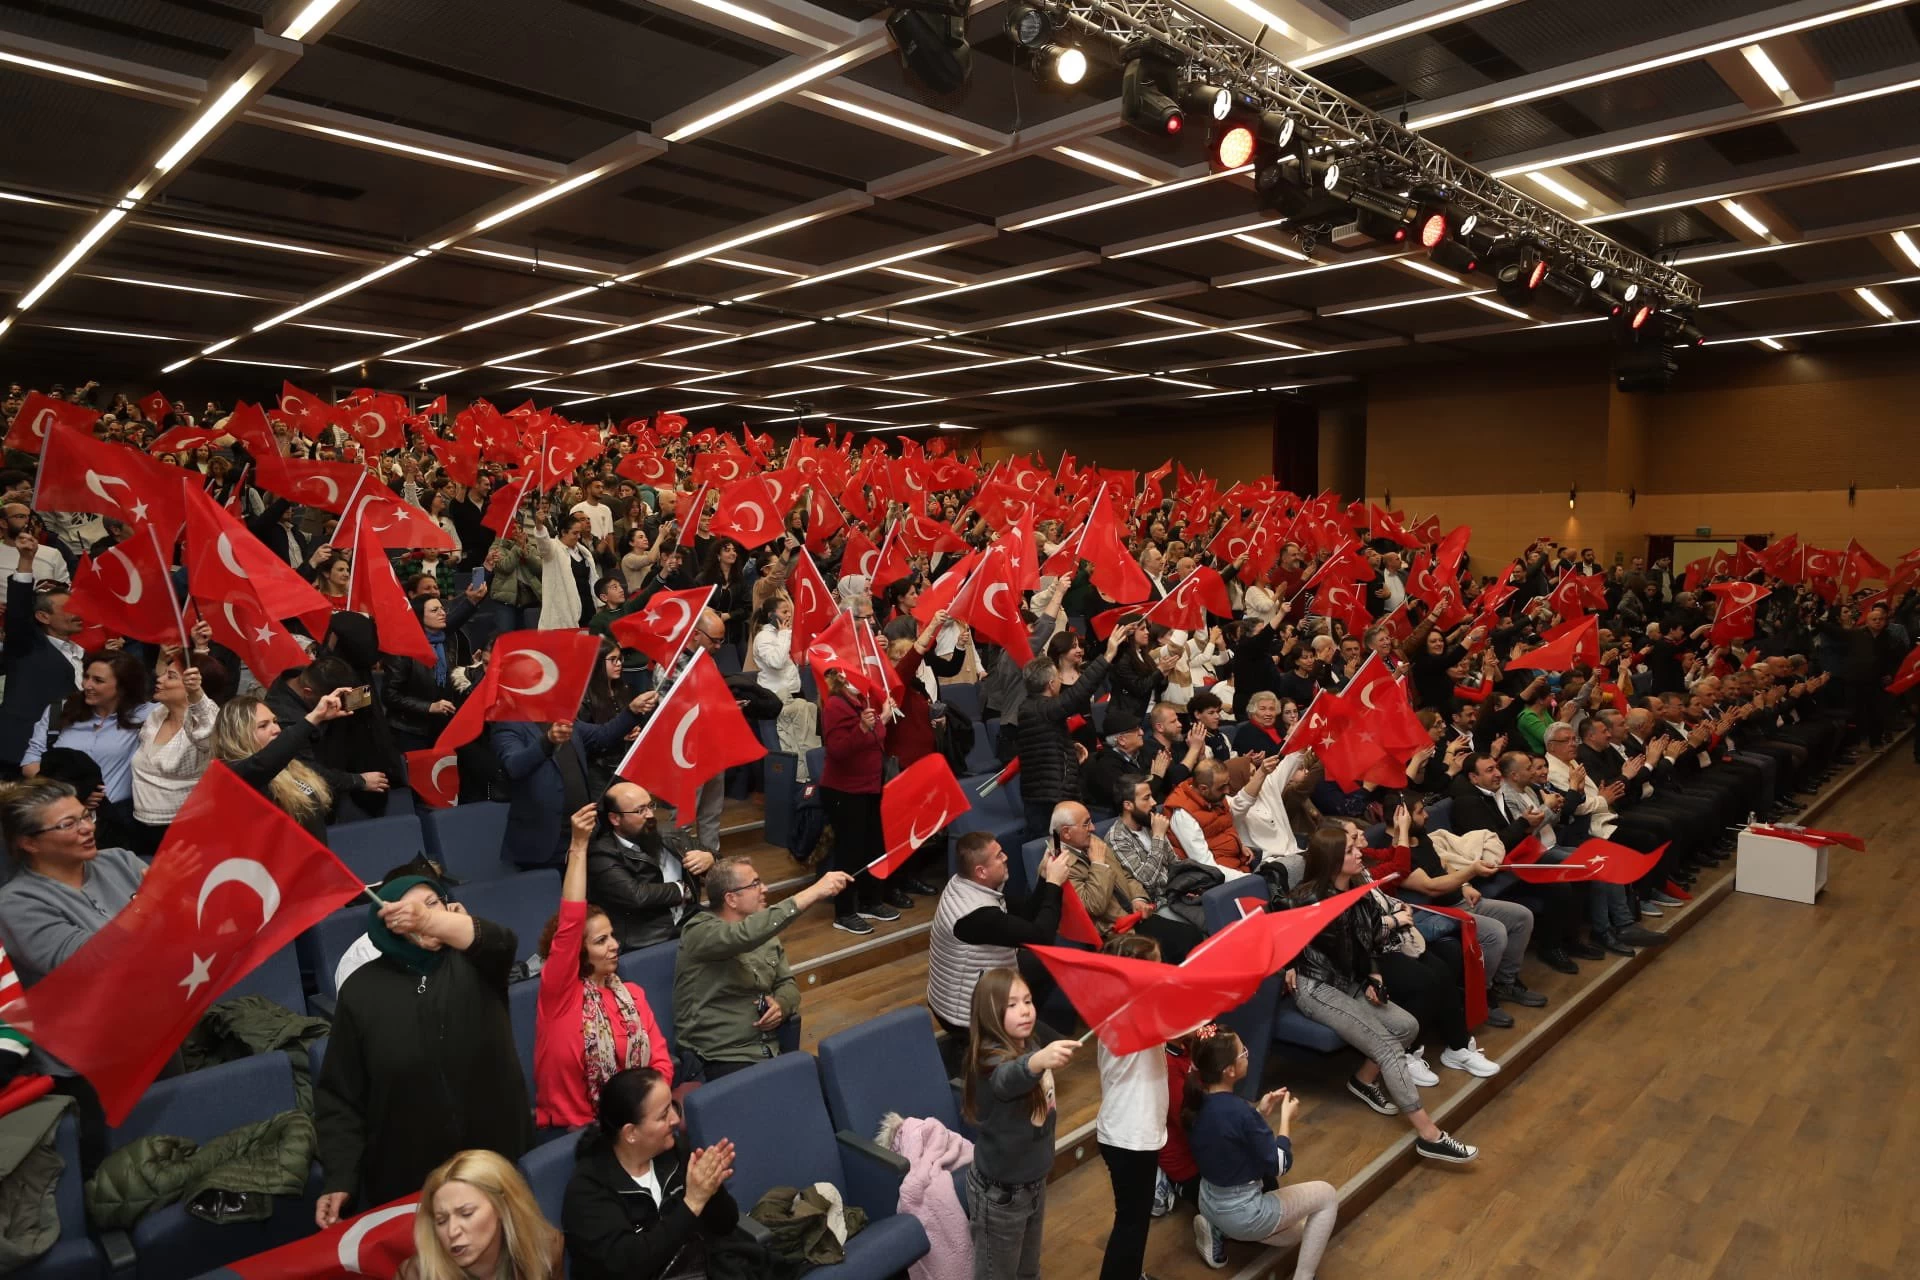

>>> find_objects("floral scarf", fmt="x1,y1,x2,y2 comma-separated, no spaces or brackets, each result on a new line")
582,977,649,1108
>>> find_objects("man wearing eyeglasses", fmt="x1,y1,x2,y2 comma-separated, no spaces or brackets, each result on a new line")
674,856,853,1080
587,781,717,950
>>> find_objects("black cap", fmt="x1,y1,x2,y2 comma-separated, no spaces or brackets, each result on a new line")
1104,710,1143,737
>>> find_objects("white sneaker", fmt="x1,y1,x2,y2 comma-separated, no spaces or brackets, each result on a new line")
1403,1049,1439,1087
1192,1212,1227,1269
1150,1167,1174,1218
1440,1038,1501,1078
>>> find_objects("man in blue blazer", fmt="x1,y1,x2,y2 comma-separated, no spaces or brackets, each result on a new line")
491,687,658,868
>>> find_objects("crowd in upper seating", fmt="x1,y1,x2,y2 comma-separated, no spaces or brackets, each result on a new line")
0,374,1913,1280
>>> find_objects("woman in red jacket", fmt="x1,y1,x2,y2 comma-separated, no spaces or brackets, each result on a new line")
534,803,673,1138
819,665,908,935
882,609,954,895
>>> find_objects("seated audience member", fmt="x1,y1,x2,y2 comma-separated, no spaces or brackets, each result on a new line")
586,781,714,950
1184,1026,1339,1274
23,649,152,852
562,1067,741,1280
316,872,533,1225
927,831,1070,1043
672,859,852,1079
264,653,392,819
1232,691,1286,756
1051,800,1201,961
1079,710,1156,820
1163,758,1257,872
1283,825,1477,1164
1224,750,1317,887
1448,752,1598,972
0,779,141,988
127,650,218,856
1015,624,1123,839
493,688,650,870
536,805,673,1136
1,578,82,775
1105,773,1181,903
1540,723,1669,952
401,1149,561,1280
1184,690,1233,763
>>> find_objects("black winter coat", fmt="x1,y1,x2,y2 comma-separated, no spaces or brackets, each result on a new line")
586,824,705,951
1014,654,1110,813
562,1136,740,1280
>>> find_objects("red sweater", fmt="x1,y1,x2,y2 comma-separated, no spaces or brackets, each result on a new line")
534,900,673,1130
885,648,937,768
820,691,885,794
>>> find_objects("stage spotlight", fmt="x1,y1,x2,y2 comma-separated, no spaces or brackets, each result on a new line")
1417,211,1449,249
1121,55,1184,138
1429,237,1478,274
1005,3,1051,46
1181,80,1232,121
1459,214,1503,258
1541,262,1604,310
1258,110,1296,149
1354,207,1410,243
887,4,971,95
1210,120,1256,170
1036,43,1087,85
1486,238,1547,305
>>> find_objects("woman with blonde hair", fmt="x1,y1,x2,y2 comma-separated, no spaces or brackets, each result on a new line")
211,690,348,840
400,1149,562,1280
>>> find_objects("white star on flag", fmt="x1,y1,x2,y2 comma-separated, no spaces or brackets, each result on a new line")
179,953,213,998
254,623,276,644
131,499,150,522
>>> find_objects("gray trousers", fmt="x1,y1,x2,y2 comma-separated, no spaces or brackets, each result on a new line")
1468,895,1534,985
967,1165,1046,1280
1587,882,1634,934
1293,977,1421,1111
695,774,725,854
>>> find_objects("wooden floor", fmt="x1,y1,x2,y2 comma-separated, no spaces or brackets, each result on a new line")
1032,747,1918,1280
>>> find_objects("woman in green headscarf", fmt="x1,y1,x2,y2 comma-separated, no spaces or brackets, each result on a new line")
313,872,533,1228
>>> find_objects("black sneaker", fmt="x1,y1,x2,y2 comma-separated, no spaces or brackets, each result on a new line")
1346,1075,1398,1116
1482,1006,1515,1029
1539,947,1579,975
1617,925,1669,947
1415,1132,1478,1163
832,914,874,935
857,901,901,922
883,887,914,910
902,877,939,896
1491,981,1546,1008
1566,939,1606,961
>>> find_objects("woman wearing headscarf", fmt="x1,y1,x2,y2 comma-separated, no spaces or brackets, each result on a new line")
314,867,533,1228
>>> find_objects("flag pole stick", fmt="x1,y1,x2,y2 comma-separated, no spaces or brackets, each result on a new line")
1077,1025,1099,1046
147,522,189,656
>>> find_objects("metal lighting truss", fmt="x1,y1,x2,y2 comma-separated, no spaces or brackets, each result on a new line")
1046,0,1702,305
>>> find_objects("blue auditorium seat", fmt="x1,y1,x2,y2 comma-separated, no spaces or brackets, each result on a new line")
817,1007,971,1211
516,1132,575,1229
13,1113,103,1280
615,941,680,1056
324,812,429,884
421,801,513,883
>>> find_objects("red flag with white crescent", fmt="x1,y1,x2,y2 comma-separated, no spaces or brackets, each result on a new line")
4,391,97,454
616,649,765,815
610,587,713,670
486,629,601,724
404,748,461,809
873,755,969,880
221,1195,418,1280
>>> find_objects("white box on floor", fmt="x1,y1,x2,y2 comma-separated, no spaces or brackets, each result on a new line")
1735,830,1829,904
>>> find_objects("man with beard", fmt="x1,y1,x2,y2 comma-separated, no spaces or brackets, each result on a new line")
586,780,717,950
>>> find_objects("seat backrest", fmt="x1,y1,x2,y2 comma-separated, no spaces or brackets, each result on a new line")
423,802,514,884
937,683,982,723
1217,974,1281,1101
805,747,825,783
1200,874,1271,934
311,906,372,1001
1016,837,1050,901
113,1051,296,1145
1426,798,1454,834
1363,822,1389,848
683,1053,841,1208
509,977,539,1084
50,1112,86,1235
614,940,679,1055
817,1007,958,1141
964,720,1000,775
222,943,305,1014
714,643,743,676
458,870,562,972
325,812,430,883
517,1133,576,1228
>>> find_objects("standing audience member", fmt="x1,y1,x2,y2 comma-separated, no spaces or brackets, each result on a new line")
212,693,345,841
818,665,905,933
1016,626,1122,839
127,651,217,856
926,832,1070,1045
750,596,800,703
1,577,82,774
1094,933,1170,1280
23,650,151,851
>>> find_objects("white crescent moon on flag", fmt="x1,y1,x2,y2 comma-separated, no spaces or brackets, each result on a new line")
278,394,299,416
763,476,788,506
1357,679,1382,711
983,582,1010,620
1013,471,1040,493
222,602,248,638
430,754,457,796
84,470,131,509
858,550,878,579
499,650,559,696
29,409,54,439
356,410,390,443
1228,537,1249,557
908,806,951,848
657,596,692,636
735,502,765,534
99,547,143,605
797,577,819,616
216,532,249,580
670,705,701,769
339,1203,418,1273
546,447,568,475
195,858,282,931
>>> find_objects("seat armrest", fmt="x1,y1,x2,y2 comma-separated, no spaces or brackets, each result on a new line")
102,1229,137,1273
836,1128,910,1219
836,1129,909,1176
737,1214,773,1245
307,992,337,1020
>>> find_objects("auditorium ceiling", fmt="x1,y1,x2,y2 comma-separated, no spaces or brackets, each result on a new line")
4,0,1920,426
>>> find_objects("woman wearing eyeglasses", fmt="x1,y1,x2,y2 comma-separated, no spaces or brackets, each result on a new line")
533,804,674,1140
0,777,142,988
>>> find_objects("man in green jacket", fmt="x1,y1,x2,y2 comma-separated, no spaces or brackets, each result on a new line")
673,860,852,1079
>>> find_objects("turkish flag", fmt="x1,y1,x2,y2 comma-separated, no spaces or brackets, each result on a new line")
1841,538,1889,592
426,435,480,487
224,1194,418,1280
197,583,314,683
5,391,97,453
255,456,364,513
1057,876,1104,947
1888,644,1920,695
1312,579,1371,636
1078,493,1152,604
66,536,181,646
707,474,783,550
896,514,967,557
147,424,222,456
911,550,981,627
1547,571,1591,620
1708,580,1768,610
184,486,333,643
676,483,711,551
405,748,461,809
616,649,765,815
1708,601,1756,648
1572,837,1668,886
345,488,455,553
692,441,755,487
488,629,601,724
274,382,336,440
803,482,846,554
1436,524,1472,576
345,512,435,664
1029,880,1376,1055
1279,689,1385,788
869,526,912,592
34,423,187,545
1143,567,1230,632
1510,615,1600,671
610,587,714,670
1346,656,1429,758
801,612,881,706
874,755,969,880
4,763,364,1122
1751,825,1866,851
786,551,837,663
839,526,880,583
138,391,173,424
481,476,532,537
949,543,1032,666
1413,902,1486,1027
339,392,408,455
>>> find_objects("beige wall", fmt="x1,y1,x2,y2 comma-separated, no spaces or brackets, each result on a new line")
979,410,1275,481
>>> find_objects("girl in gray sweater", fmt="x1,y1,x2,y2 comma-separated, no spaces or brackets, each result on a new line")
961,967,1079,1280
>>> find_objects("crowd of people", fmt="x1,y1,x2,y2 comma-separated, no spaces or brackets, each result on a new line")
0,375,1913,1280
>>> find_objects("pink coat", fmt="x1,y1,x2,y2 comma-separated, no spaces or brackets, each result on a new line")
886,1113,974,1280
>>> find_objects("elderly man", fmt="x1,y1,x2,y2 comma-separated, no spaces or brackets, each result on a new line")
673,859,852,1079
926,831,1069,1042
1079,710,1155,819
1051,800,1200,960
1540,723,1667,952
587,780,717,950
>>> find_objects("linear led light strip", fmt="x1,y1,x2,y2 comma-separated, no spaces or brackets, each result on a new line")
459,285,602,333
1234,232,1310,261
1110,216,1292,259
280,0,347,40
1291,0,1514,68
1581,150,1920,224
0,48,154,94
1323,289,1489,317
1225,252,1397,289
249,255,419,334
1410,0,1909,130
837,264,1075,318
732,240,977,301
1004,165,1253,232
84,272,269,300
664,48,867,144
656,211,840,272
274,119,526,176
35,323,186,342
1704,315,1920,344
456,245,611,275
156,223,366,260
1489,73,1920,179
799,91,990,154
566,307,714,347
1053,147,1159,185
